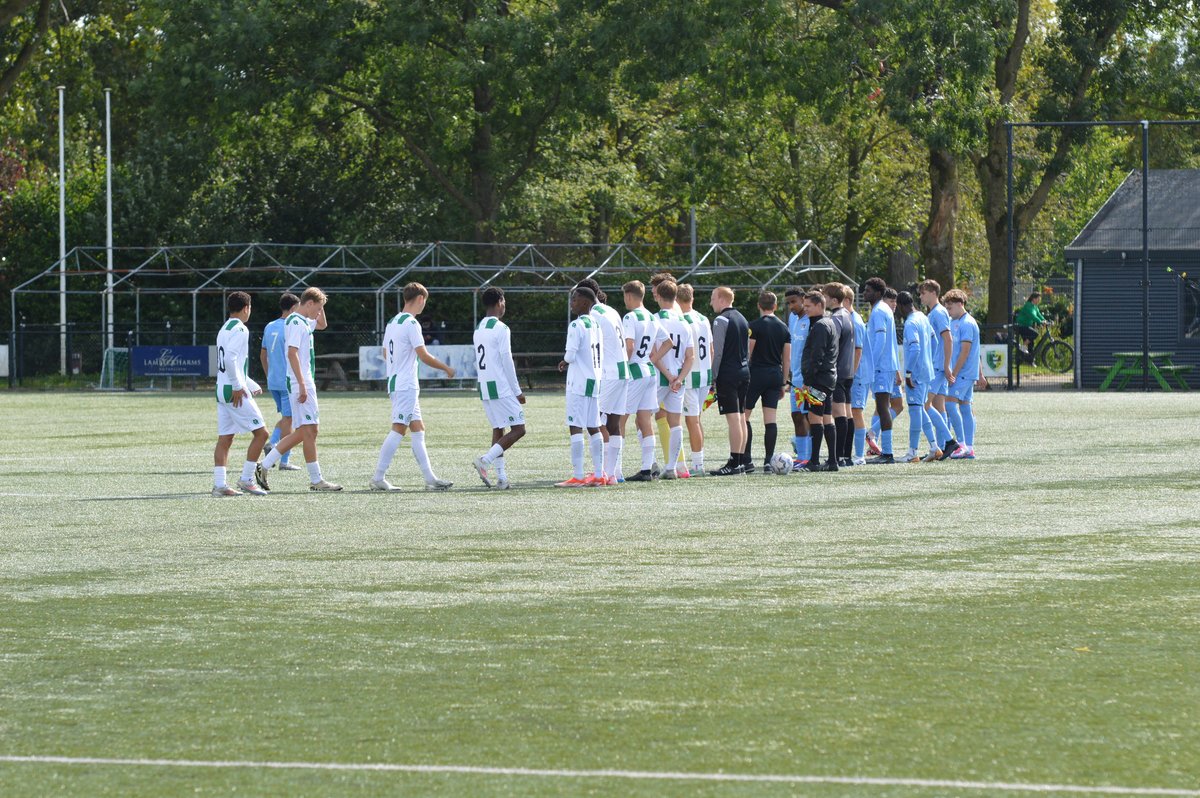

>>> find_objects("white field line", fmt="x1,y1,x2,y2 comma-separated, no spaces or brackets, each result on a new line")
0,755,1196,795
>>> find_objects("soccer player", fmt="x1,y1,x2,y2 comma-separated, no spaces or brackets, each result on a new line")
745,291,789,472
784,287,812,469
945,289,980,459
868,287,905,451
620,280,667,482
254,287,339,491
370,282,456,491
896,291,945,462
798,291,839,471
649,279,694,479
677,283,713,475
258,292,301,472
213,291,269,496
557,286,605,486
471,286,525,489
823,283,855,467
575,278,628,485
919,279,960,460
709,286,751,475
862,277,900,464
847,284,870,465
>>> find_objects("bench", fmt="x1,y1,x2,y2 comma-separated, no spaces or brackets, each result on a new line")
513,352,563,390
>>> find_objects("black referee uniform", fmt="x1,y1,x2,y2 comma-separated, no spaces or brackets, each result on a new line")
745,312,789,467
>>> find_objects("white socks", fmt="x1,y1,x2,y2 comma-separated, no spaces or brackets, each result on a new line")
261,446,282,470
306,461,323,485
481,443,504,465
604,436,621,479
374,430,404,481
213,466,227,488
640,434,657,470
240,460,255,482
410,431,436,482
494,454,507,481
570,433,585,479
589,432,604,476
667,427,682,473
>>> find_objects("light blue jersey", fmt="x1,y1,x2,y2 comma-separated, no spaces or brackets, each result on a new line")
903,310,935,384
262,317,288,392
868,300,898,374
788,312,810,384
853,309,870,381
951,312,981,382
927,303,951,372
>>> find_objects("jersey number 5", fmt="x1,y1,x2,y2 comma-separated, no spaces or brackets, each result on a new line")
636,334,650,359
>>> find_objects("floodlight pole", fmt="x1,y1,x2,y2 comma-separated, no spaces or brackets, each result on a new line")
105,88,115,354
1140,120,1150,392
57,85,66,376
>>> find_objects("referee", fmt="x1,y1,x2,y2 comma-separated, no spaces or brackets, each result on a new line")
708,286,750,475
744,291,790,472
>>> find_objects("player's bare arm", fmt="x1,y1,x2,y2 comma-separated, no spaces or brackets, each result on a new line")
940,330,952,372
674,346,695,392
951,340,972,382
288,345,307,403
415,346,455,379
315,305,329,330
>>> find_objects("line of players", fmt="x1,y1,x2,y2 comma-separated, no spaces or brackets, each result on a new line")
209,275,980,495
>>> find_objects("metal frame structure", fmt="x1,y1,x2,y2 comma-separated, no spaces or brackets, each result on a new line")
12,240,854,347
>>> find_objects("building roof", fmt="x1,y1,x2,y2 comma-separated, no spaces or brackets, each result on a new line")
1066,169,1200,254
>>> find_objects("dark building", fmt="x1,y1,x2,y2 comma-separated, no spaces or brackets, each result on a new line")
1065,169,1200,389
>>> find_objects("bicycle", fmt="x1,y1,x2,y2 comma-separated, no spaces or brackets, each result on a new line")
1014,324,1074,373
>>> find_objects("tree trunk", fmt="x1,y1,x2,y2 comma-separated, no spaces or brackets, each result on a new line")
975,123,1012,328
888,229,917,289
840,140,865,279
919,147,957,292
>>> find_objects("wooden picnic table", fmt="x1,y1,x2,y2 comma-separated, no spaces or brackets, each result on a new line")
315,352,357,390
1095,351,1192,391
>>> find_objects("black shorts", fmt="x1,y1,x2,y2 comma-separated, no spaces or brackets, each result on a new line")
746,368,784,410
715,377,749,415
804,383,835,416
832,378,853,404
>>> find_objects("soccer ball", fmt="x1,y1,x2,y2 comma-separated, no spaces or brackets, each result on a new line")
769,452,791,475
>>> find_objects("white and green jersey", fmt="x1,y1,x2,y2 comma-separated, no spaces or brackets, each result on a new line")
621,307,665,380
383,311,425,393
284,311,318,393
655,308,695,386
473,316,521,400
681,309,714,388
590,302,628,381
564,314,601,397
215,318,259,403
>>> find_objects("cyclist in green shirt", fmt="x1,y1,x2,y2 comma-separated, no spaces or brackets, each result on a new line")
1015,293,1047,354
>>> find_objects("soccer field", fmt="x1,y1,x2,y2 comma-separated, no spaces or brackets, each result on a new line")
0,391,1197,797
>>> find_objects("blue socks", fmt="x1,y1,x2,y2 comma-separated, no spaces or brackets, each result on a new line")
268,426,289,464
794,435,811,462
945,402,964,441
928,406,952,449
961,403,975,447
909,407,926,452
881,429,893,456
870,407,899,437
854,427,866,459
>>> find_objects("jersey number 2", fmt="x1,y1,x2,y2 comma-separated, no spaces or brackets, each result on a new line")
476,344,486,370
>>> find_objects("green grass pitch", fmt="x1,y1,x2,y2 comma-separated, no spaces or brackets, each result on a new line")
0,390,1197,796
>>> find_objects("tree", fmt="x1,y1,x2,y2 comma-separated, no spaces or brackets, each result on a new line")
0,0,53,103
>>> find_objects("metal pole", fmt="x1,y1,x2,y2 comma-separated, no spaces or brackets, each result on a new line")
105,88,114,354
689,208,697,268
1005,123,1016,391
1141,120,1150,392
57,85,66,376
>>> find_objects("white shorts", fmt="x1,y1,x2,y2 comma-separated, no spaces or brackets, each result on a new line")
599,379,628,420
565,393,601,429
216,396,266,436
657,383,684,414
390,389,422,425
682,384,708,417
290,384,320,428
483,395,525,429
624,377,658,414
